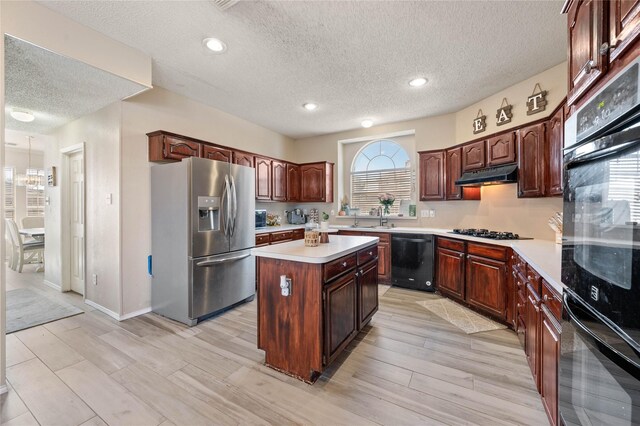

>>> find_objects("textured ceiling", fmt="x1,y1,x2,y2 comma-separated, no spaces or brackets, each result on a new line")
5,35,147,134
38,1,567,139
5,129,46,152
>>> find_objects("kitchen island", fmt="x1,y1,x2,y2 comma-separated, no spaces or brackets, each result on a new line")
252,235,379,383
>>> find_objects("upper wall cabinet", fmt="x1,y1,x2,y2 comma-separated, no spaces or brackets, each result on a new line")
255,156,273,201
202,145,232,163
271,160,287,202
446,147,481,201
286,163,301,202
462,141,486,171
548,106,565,196
300,162,334,203
609,0,640,62
233,151,254,168
148,132,201,162
419,151,445,201
566,0,607,106
517,122,548,198
486,132,516,167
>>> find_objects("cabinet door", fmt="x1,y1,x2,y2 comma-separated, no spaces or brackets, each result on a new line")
486,133,516,166
517,122,547,198
419,151,445,200
287,163,301,201
548,107,565,196
202,145,232,163
163,136,201,160
233,151,254,168
377,241,390,281
610,0,640,62
567,0,606,106
541,306,561,426
358,260,379,329
255,156,272,200
436,247,465,300
271,160,287,201
466,255,507,320
300,163,326,202
324,272,358,364
526,284,541,391
462,141,486,171
445,147,463,200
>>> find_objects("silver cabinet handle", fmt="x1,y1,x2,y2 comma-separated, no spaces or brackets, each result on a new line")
342,261,347,267
196,253,250,267
368,251,373,256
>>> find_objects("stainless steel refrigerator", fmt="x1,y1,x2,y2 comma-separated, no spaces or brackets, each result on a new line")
151,157,255,326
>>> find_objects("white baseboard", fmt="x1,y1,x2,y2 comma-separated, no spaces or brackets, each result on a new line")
119,307,152,321
43,280,62,292
84,299,120,321
84,299,151,321
0,384,8,395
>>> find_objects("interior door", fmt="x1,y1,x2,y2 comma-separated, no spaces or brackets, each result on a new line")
69,151,85,295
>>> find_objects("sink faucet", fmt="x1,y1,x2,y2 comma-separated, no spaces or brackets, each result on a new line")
353,214,359,227
378,206,388,227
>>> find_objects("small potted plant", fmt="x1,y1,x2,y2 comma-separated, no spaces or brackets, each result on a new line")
321,211,330,230
378,193,395,215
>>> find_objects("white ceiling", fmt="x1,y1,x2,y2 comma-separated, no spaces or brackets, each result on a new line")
5,129,46,152
38,1,567,139
5,35,147,134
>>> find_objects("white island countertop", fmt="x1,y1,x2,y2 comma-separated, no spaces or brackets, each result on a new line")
252,235,379,264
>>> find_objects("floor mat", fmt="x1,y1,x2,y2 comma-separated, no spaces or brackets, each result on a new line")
7,288,83,334
416,297,507,334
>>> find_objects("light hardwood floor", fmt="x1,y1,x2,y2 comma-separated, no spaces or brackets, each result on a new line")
3,269,549,425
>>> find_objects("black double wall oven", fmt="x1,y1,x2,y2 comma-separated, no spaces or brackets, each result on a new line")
561,57,640,425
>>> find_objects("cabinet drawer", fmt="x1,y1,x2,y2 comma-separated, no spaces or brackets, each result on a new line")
467,242,508,261
270,230,294,242
255,234,270,247
292,228,305,240
526,265,542,294
368,232,390,244
357,245,378,265
514,253,527,275
542,280,562,320
437,237,465,252
324,253,357,283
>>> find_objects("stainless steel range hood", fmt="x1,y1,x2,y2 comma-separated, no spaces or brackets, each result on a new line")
454,164,518,186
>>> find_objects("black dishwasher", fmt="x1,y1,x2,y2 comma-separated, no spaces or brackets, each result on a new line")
391,234,435,291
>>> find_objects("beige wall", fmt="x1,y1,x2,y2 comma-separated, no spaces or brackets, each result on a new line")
294,63,567,240
120,87,296,316
5,148,44,227
45,103,122,314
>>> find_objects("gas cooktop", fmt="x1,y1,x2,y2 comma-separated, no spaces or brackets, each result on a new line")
450,228,532,240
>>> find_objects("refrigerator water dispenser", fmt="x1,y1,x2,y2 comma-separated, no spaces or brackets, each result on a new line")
198,196,221,232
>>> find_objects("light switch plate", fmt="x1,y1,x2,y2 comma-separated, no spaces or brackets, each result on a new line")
421,210,429,218
429,209,436,217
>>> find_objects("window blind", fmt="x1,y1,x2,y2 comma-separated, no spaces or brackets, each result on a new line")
4,167,14,219
350,168,412,215
26,169,45,217
608,153,640,222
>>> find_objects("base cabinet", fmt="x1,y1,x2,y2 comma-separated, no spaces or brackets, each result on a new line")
525,284,541,391
358,260,379,329
541,305,561,426
436,247,466,300
324,272,358,364
338,231,390,282
466,255,507,320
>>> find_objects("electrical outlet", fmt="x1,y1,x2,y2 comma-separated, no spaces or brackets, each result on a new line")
330,210,335,216
92,274,98,286
429,209,436,217
421,210,429,218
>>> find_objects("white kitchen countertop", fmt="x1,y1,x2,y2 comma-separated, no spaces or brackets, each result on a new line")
330,225,564,294
255,224,306,234
252,235,379,264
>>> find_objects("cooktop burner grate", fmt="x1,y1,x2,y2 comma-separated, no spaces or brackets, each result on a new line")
450,228,532,240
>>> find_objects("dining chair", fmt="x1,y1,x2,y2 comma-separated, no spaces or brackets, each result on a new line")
21,216,44,229
5,219,44,272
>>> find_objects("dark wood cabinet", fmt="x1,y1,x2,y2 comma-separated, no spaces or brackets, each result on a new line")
466,255,507,320
338,231,390,282
148,133,201,162
609,0,640,62
358,260,379,329
518,122,548,198
255,234,270,247
419,151,445,200
525,284,541,391
202,145,232,162
271,160,287,201
286,163,300,201
486,132,516,166
233,151,254,168
324,271,358,365
255,156,272,201
541,304,561,426
446,147,464,200
462,140,486,171
436,247,466,300
548,106,565,196
567,0,607,106
300,162,333,203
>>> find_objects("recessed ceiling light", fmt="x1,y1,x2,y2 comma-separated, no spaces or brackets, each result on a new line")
409,77,428,87
361,119,373,128
10,110,35,122
303,103,318,111
203,37,227,53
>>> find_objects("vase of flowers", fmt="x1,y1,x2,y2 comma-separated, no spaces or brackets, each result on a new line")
378,193,395,215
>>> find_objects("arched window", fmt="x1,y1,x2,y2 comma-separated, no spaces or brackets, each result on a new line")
350,140,411,215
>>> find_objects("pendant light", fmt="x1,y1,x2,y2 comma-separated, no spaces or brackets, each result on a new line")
15,136,41,189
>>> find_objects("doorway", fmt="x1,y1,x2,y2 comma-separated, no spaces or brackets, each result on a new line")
61,144,85,296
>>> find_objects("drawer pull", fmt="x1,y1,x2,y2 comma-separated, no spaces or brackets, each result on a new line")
342,261,347,267
543,294,549,302
368,251,373,256
527,275,532,280
517,303,523,309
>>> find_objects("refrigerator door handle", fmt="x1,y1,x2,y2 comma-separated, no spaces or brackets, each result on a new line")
196,253,251,267
230,175,238,236
223,174,232,237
